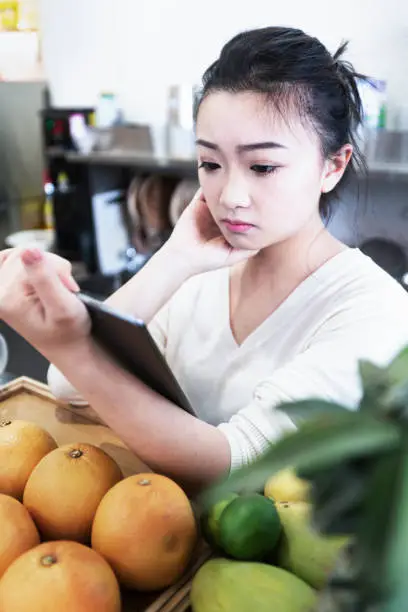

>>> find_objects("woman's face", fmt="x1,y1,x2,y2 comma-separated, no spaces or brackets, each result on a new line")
196,91,349,251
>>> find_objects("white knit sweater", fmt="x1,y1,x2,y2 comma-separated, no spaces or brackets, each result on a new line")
48,249,408,472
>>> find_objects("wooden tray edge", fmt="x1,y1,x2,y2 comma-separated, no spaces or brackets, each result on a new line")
146,546,213,612
0,377,107,426
0,376,55,402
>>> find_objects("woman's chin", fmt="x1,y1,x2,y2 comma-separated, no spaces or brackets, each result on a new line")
223,230,261,251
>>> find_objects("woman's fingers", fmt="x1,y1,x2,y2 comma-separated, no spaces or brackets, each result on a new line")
1,247,80,293
59,273,80,293
20,249,78,320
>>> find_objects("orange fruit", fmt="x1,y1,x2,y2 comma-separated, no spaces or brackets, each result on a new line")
23,443,122,543
91,473,198,591
0,540,121,612
0,493,40,579
0,419,57,500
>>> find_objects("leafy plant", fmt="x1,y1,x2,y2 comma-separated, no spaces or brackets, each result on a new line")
200,346,408,611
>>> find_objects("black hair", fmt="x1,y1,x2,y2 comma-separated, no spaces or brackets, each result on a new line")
194,26,368,219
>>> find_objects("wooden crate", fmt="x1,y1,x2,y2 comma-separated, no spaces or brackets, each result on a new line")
0,376,211,612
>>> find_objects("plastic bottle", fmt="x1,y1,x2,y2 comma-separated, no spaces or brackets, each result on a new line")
43,173,55,230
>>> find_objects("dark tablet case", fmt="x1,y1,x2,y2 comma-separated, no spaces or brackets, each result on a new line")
77,292,195,416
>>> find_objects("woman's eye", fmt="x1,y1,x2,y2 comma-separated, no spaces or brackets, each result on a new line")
251,164,279,175
198,161,220,172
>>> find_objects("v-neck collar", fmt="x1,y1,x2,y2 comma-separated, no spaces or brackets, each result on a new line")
224,247,359,349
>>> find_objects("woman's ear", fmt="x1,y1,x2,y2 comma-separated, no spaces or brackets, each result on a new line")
321,144,353,194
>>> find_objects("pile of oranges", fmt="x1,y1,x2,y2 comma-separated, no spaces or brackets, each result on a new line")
0,418,198,612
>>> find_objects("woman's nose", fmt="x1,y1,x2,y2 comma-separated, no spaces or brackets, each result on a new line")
220,178,251,210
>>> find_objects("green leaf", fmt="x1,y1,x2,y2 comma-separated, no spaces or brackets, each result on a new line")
277,398,348,422
359,360,388,393
355,452,402,607
358,360,389,413
357,346,408,415
382,440,408,612
380,346,408,413
306,461,367,535
386,345,408,385
382,384,408,414
200,412,400,509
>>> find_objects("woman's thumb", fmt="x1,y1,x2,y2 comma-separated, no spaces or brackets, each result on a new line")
21,247,43,267
21,248,76,315
22,249,80,293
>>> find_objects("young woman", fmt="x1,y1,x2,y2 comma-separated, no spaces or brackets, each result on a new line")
1,26,408,491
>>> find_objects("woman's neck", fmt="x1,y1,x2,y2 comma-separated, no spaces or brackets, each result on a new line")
243,221,346,288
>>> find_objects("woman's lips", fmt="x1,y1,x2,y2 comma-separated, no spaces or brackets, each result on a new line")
221,219,255,234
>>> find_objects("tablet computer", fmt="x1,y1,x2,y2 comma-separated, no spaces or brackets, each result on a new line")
77,292,195,416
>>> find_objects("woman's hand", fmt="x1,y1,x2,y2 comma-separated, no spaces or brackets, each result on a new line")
0,248,90,357
165,190,259,274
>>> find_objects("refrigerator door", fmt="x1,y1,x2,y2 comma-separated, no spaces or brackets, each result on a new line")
0,81,46,240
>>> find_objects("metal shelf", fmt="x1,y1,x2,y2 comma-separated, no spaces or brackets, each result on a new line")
53,149,198,178
367,161,408,176
45,148,408,178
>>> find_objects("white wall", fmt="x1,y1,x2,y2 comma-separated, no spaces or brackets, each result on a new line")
39,0,408,126
38,0,408,255
0,32,42,81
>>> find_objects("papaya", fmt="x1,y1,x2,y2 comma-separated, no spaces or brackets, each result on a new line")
276,501,349,589
190,558,317,612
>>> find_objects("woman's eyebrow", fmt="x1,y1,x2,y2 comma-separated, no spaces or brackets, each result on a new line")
196,138,287,151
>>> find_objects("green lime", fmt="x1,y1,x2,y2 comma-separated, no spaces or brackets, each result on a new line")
218,493,282,561
200,493,238,548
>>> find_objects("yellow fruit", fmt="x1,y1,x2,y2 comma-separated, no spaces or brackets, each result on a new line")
0,494,40,579
0,540,121,612
23,443,122,543
264,468,311,503
200,493,238,548
276,501,349,589
91,473,198,591
0,419,57,500
191,558,317,612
